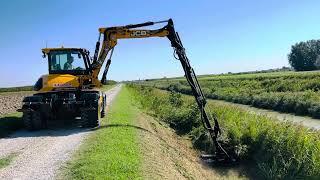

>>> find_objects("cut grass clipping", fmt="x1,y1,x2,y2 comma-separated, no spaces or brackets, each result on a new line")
129,84,320,179
66,87,142,179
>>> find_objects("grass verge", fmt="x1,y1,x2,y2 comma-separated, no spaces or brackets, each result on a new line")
0,112,23,138
0,153,18,169
65,86,142,179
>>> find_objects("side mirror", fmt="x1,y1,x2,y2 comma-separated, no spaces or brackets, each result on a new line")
42,52,46,58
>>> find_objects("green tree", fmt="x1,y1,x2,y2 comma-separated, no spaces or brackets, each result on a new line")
288,40,320,71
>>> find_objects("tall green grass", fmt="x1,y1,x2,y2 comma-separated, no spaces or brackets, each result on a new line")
140,71,320,118
65,87,142,179
128,84,320,179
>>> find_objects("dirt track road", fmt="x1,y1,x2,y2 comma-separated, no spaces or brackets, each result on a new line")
0,85,122,180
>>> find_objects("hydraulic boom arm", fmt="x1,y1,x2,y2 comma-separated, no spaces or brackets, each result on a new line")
92,19,236,164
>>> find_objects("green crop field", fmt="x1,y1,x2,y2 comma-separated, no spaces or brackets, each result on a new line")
128,84,320,179
0,86,33,93
138,71,320,118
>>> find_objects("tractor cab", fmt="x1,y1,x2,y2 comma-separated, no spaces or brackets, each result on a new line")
42,48,92,75
33,48,95,92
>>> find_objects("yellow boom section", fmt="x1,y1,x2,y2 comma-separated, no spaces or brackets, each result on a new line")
91,25,170,81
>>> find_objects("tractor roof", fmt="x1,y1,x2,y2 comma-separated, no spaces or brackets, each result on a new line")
42,47,89,54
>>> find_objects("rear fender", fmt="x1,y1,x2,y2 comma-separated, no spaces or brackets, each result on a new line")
18,95,44,112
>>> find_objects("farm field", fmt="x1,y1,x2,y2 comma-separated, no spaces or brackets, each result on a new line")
0,92,33,116
0,83,319,179
129,84,320,179
0,86,33,93
139,71,320,119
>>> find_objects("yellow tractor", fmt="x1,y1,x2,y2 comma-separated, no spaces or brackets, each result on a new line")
19,19,236,164
20,48,106,129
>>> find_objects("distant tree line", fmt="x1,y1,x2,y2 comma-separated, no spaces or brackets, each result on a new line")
224,66,292,75
288,39,320,71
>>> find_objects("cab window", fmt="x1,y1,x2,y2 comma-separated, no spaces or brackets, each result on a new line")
49,51,86,72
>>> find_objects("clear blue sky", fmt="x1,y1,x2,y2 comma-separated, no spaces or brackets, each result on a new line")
1,0,320,87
